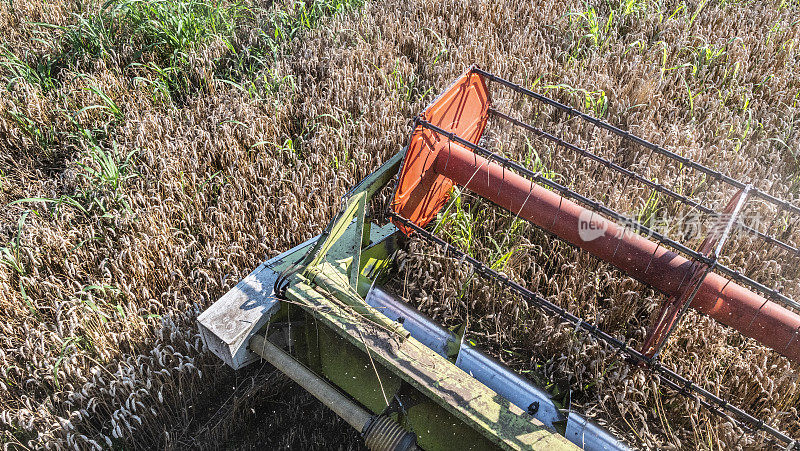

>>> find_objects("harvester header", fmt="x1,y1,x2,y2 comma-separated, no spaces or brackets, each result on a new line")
199,66,800,450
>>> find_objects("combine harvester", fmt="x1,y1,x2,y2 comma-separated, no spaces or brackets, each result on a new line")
199,67,800,450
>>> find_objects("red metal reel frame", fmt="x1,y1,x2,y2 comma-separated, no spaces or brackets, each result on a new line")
391,67,491,234
641,188,749,359
388,67,800,364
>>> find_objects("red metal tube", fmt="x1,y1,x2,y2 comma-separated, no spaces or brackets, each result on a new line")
434,141,800,362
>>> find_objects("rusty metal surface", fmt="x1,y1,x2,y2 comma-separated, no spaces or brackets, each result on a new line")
429,139,800,363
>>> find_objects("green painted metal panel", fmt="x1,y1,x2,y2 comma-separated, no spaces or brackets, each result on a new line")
404,398,497,450
262,154,573,450
315,319,401,415
284,279,573,450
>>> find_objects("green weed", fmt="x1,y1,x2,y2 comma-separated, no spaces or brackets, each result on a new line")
486,218,524,271
637,189,662,227
523,139,563,183
9,144,137,218
660,2,686,23
689,0,709,28
0,212,39,319
24,0,245,101
567,5,615,53
380,60,432,104
691,42,726,76
425,27,449,64
131,61,185,101
60,0,240,63
682,78,702,118
196,170,226,200
9,195,90,217
215,0,362,94
729,109,759,152
435,188,477,256
435,189,525,271
81,83,124,120
0,212,29,276
79,145,135,191
314,110,357,168
78,284,125,323
618,0,648,16
543,83,608,118
7,109,56,152
270,0,363,46
260,69,297,97
252,136,305,159
51,11,119,61
659,39,728,83
53,336,90,389
0,47,58,91
76,144,138,214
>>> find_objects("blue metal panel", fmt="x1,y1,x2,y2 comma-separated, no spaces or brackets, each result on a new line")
455,343,562,430
365,286,456,358
566,412,631,451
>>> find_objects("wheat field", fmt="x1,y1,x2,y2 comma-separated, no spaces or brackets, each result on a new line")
1,0,799,449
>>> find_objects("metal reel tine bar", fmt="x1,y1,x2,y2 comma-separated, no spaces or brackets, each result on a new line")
388,211,796,448
426,113,800,313
388,67,800,448
474,68,800,218
479,71,800,313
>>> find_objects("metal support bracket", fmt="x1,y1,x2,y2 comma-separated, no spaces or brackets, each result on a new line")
642,185,752,359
